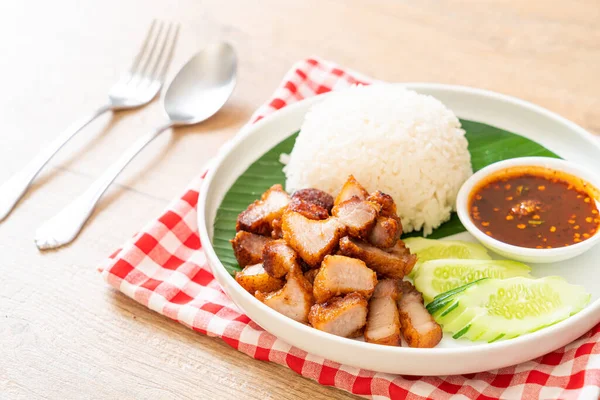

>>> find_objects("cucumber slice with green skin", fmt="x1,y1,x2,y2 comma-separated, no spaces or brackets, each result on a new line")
404,238,491,278
462,322,487,342
454,314,520,343
426,279,484,315
440,301,459,317
431,279,484,303
452,324,472,339
427,300,457,321
440,307,477,332
430,301,460,326
488,333,506,343
434,276,591,342
415,259,532,303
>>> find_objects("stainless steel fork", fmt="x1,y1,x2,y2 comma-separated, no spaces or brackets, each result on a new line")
0,20,179,221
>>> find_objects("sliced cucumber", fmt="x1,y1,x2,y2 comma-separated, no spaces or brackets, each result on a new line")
434,276,590,342
463,318,489,342
404,238,491,278
440,308,476,333
426,279,484,315
414,259,531,303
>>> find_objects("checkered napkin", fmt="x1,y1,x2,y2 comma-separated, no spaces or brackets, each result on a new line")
101,58,600,400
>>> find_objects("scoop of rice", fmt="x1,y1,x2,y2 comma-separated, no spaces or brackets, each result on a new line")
283,84,472,235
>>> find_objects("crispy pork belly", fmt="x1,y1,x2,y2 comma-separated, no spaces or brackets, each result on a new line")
288,198,329,220
304,268,319,285
236,185,290,236
367,216,401,249
235,264,284,294
271,218,283,239
291,188,334,212
364,279,401,346
391,242,417,276
334,175,369,206
282,211,345,267
231,231,272,267
366,191,403,243
397,281,442,348
262,239,299,278
308,293,368,337
332,198,380,239
255,266,314,323
339,237,416,279
298,258,312,272
366,191,397,217
347,328,365,338
312,255,377,303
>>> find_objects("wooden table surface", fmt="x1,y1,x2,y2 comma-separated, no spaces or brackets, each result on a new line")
2,0,599,398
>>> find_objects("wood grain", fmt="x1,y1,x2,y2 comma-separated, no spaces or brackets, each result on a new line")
1,0,598,398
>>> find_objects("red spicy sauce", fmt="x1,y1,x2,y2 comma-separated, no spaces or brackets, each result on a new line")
469,166,600,249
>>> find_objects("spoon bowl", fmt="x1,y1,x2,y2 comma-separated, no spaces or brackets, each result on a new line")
165,42,237,125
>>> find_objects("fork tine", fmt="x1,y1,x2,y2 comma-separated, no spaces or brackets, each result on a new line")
147,22,175,83
135,20,165,80
154,23,180,84
128,20,158,77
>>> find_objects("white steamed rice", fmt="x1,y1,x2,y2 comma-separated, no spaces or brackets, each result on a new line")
283,84,472,236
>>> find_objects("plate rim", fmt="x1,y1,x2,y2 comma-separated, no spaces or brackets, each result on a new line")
198,83,600,371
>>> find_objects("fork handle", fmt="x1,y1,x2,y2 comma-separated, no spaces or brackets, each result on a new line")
0,104,113,221
34,122,174,250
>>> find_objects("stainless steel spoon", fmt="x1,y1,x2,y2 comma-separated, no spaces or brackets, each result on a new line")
35,42,237,250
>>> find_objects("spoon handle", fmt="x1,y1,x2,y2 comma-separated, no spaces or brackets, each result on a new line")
34,122,173,250
0,104,113,221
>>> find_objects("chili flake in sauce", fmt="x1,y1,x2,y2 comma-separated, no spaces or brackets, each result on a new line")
469,166,600,249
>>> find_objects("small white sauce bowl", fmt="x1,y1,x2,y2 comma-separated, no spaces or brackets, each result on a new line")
456,157,600,263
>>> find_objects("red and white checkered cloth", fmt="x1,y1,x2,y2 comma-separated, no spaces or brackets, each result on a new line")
101,58,600,399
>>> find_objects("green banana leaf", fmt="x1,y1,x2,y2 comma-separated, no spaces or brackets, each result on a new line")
213,119,559,275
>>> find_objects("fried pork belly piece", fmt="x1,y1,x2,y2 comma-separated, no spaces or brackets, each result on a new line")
288,198,329,220
282,211,345,267
262,239,299,278
366,190,403,248
236,185,290,236
298,258,312,272
364,279,401,346
347,328,365,338
304,268,319,285
255,266,314,323
398,281,442,348
312,255,377,303
308,293,368,337
291,188,334,212
391,242,417,276
271,218,283,239
367,216,401,249
235,263,284,294
366,191,397,217
332,198,380,239
339,237,416,279
231,231,272,267
334,175,369,206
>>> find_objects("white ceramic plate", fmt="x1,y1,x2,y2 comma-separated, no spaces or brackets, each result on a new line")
198,84,600,376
